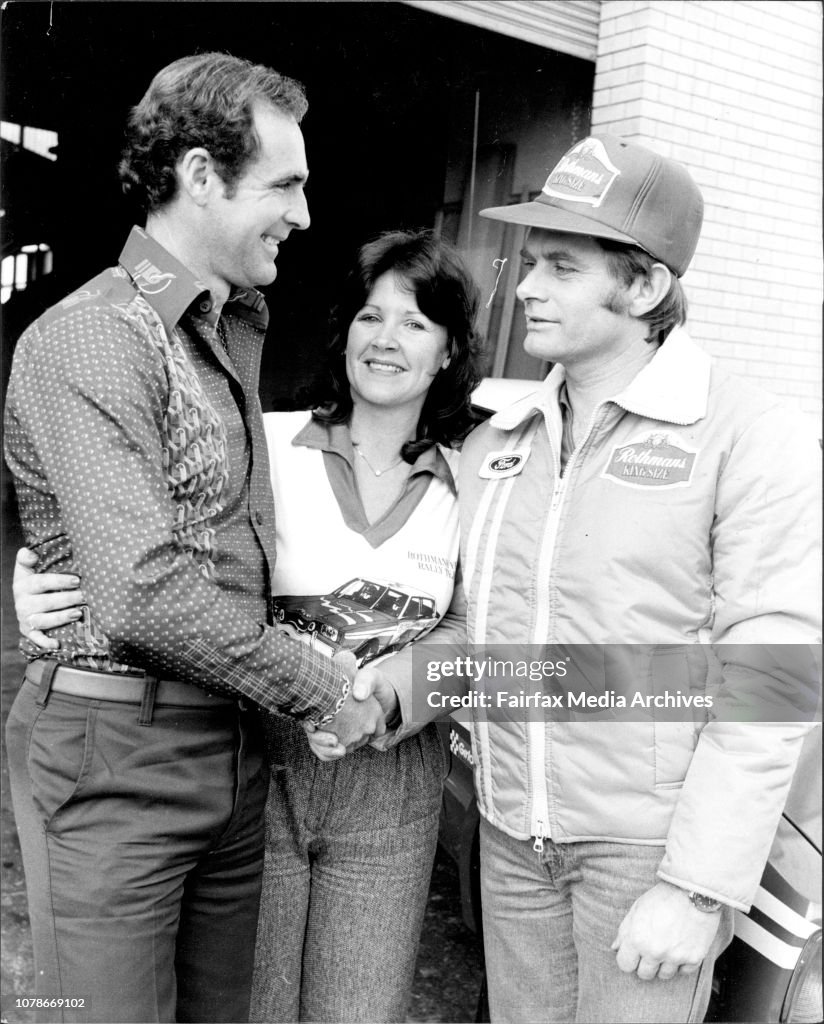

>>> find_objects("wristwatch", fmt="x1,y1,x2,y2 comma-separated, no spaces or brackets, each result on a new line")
688,891,723,913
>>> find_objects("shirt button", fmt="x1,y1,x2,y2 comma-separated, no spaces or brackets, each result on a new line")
199,299,212,313
255,511,264,525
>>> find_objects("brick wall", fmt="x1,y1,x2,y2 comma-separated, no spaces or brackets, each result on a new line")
592,0,822,419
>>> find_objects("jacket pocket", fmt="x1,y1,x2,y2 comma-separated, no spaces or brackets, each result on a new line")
653,721,698,787
650,646,703,787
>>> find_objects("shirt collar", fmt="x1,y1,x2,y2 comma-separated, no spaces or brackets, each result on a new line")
488,327,711,432
118,226,269,335
558,380,572,417
292,414,457,494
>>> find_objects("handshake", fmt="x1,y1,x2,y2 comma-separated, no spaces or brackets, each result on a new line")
303,651,400,761
12,548,400,763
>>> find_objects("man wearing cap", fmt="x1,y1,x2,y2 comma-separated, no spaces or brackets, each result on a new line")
368,134,820,1022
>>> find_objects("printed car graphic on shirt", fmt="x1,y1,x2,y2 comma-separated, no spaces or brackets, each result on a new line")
272,577,439,665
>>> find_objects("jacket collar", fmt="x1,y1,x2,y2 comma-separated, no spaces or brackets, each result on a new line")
614,328,711,424
118,226,268,335
489,328,711,432
293,414,457,494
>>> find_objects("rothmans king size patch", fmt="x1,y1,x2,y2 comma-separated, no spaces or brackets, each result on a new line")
542,138,621,208
602,432,698,488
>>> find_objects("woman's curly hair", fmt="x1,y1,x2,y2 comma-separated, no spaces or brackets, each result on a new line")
313,230,486,460
119,52,308,213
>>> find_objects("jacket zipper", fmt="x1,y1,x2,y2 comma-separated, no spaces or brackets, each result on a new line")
528,404,607,849
528,457,566,846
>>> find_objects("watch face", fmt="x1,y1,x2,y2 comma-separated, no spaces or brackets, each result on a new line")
690,892,722,912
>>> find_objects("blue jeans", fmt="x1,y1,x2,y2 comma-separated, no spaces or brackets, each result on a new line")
250,720,444,1023
5,675,267,1023
480,818,734,1023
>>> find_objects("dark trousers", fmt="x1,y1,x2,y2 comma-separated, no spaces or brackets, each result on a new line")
5,675,268,1023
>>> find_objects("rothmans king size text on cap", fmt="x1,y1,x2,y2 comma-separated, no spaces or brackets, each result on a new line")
480,135,704,277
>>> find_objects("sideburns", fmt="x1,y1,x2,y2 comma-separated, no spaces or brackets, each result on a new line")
600,284,632,316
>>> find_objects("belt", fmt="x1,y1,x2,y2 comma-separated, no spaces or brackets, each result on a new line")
25,660,236,708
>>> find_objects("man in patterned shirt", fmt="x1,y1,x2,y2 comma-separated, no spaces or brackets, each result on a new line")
4,53,390,1023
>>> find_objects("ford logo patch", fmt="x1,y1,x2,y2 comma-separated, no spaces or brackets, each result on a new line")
490,455,522,472
479,448,531,479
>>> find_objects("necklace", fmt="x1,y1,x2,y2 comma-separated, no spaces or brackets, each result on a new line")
352,442,404,477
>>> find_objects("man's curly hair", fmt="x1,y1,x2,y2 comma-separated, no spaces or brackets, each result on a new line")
119,52,308,214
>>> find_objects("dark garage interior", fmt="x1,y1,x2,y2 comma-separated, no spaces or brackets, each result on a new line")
1,1,593,409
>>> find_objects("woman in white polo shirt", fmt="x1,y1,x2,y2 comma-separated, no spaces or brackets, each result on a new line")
251,229,482,1023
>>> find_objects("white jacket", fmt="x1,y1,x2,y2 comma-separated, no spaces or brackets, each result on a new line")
394,329,821,910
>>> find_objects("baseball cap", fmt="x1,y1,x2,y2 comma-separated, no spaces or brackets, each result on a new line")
480,135,703,277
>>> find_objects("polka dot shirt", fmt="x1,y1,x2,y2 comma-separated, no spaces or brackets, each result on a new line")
4,226,348,725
